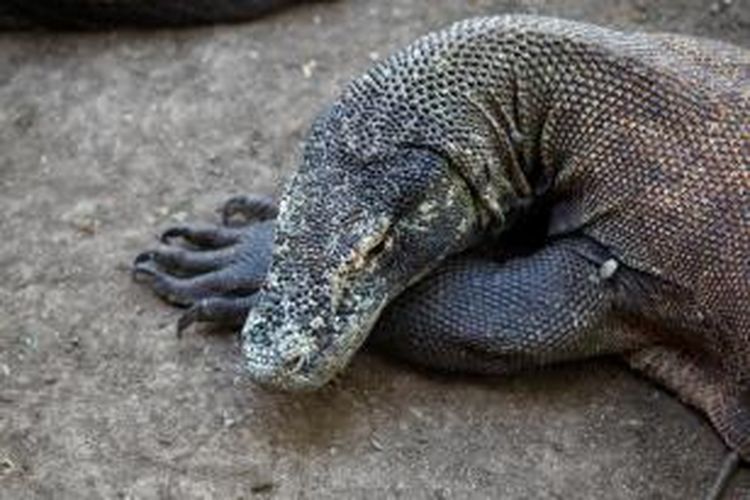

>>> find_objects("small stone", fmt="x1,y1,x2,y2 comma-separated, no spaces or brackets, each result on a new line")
250,481,274,493
302,59,318,79
172,211,188,223
0,457,15,475
370,436,384,451
61,199,101,236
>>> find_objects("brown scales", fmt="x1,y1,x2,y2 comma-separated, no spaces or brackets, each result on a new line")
564,34,750,458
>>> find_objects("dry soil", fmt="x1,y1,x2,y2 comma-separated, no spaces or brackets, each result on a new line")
1,0,749,498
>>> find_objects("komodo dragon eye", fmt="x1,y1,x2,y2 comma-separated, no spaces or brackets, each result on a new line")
345,222,394,272
367,236,390,257
364,231,393,259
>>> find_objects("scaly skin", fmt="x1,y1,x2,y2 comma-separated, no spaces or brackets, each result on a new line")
134,16,749,464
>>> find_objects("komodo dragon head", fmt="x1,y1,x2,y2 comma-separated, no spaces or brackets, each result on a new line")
240,101,495,390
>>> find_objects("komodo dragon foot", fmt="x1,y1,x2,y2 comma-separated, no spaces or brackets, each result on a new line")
132,195,276,336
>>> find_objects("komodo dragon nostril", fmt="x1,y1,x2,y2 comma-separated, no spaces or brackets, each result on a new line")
283,353,306,374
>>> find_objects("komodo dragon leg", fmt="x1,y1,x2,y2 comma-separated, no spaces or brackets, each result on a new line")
367,236,649,373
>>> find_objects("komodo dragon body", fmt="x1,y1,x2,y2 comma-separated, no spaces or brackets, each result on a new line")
133,16,750,464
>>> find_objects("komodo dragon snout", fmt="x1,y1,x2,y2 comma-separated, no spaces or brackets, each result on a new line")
240,146,483,390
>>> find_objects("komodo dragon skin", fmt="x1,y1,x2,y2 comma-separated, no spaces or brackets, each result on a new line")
132,14,750,484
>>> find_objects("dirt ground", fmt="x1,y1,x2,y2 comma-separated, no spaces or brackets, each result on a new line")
1,0,748,498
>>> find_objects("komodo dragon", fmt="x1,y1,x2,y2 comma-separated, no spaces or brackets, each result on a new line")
130,15,749,498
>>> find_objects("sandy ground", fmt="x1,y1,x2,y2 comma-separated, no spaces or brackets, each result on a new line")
1,0,748,498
